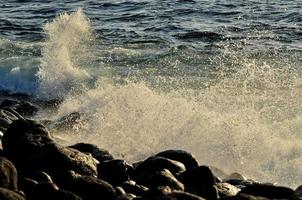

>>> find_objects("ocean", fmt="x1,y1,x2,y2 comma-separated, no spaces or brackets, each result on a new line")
0,0,302,187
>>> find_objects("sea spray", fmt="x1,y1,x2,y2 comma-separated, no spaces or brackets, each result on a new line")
37,9,93,99
54,63,302,188
33,10,302,188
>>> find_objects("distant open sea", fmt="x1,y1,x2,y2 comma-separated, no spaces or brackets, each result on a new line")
1,0,302,187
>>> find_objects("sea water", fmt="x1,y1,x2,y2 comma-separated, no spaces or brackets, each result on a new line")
0,1,302,187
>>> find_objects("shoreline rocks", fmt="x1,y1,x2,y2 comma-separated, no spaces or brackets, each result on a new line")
0,97,300,200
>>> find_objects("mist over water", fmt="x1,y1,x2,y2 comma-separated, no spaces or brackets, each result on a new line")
1,2,302,188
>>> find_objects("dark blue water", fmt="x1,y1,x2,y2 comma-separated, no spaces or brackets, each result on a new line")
1,1,302,46
1,0,302,188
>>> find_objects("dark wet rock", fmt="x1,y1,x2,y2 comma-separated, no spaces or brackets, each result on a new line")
216,182,241,198
146,186,173,197
145,186,205,200
0,108,22,134
31,182,59,196
53,170,82,187
31,144,98,179
0,99,21,109
121,180,149,197
225,179,255,189
137,169,184,191
179,165,218,199
52,112,82,131
133,156,185,180
98,159,133,185
165,191,206,200
46,190,83,200
31,171,53,183
155,150,198,170
31,182,83,200
0,157,18,190
35,98,63,109
116,193,137,200
18,178,38,198
63,176,117,200
2,119,97,177
69,142,114,162
0,187,25,200
223,193,269,200
116,186,126,195
239,183,294,199
2,119,54,169
0,99,39,117
293,185,302,200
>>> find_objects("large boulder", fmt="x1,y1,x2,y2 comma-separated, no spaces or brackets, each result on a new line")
2,119,54,173
63,176,117,200
239,183,294,199
2,119,97,178
121,180,149,197
69,143,114,162
137,169,184,191
155,150,198,170
0,108,22,134
179,165,218,200
33,144,98,178
0,157,18,190
133,156,186,180
29,182,83,200
98,159,133,185
0,99,39,117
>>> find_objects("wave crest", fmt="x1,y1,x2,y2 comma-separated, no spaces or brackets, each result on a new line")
37,9,93,99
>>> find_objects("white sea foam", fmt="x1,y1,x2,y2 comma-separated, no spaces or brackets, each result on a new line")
35,10,302,188
53,60,302,188
37,9,92,99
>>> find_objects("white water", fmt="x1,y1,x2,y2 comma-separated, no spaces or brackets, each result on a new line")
35,10,302,188
0,39,40,94
37,9,93,99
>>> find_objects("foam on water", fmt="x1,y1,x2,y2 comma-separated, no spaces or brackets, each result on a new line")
0,39,40,94
37,9,93,99
33,10,302,188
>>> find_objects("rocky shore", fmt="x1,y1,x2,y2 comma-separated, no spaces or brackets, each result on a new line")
0,96,301,200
